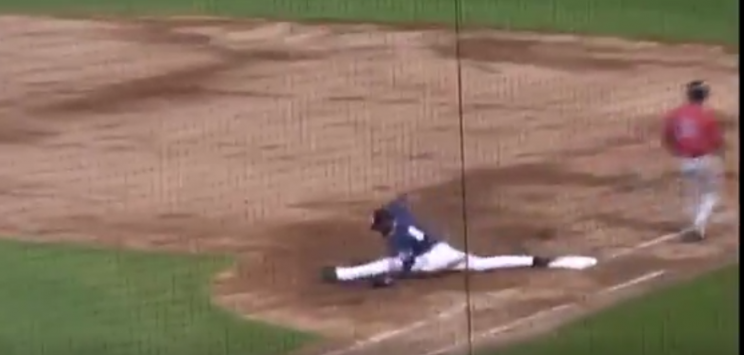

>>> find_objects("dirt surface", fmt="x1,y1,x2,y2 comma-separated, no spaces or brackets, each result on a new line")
0,15,739,355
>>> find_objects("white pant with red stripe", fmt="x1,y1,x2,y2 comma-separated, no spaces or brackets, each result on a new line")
680,154,723,235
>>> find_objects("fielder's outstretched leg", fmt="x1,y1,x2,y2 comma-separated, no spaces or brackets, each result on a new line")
323,257,402,282
421,243,597,272
454,255,534,271
457,254,597,271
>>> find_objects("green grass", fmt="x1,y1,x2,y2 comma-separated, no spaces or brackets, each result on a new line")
0,0,737,45
485,264,740,355
0,240,312,355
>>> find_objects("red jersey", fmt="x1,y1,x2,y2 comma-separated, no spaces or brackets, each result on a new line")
663,104,723,157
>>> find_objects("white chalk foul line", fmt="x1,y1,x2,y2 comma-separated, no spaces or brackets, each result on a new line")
321,303,466,355
322,288,517,355
322,210,737,355
598,270,666,295
607,210,736,260
425,269,666,355
413,211,737,355
422,303,576,355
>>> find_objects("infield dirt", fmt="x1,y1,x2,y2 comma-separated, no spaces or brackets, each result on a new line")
0,15,739,355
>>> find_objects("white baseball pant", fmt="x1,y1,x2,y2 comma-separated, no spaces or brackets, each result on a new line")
333,242,596,282
680,154,723,235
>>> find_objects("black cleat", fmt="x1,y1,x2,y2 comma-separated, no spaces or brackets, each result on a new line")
321,266,339,283
680,228,705,243
531,256,553,268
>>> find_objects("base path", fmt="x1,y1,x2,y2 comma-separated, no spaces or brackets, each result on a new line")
0,15,739,354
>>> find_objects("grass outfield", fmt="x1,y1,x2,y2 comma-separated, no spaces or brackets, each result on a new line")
487,264,740,355
0,0,738,45
0,240,313,355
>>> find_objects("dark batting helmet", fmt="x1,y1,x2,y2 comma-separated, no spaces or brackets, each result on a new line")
686,80,710,103
370,207,394,235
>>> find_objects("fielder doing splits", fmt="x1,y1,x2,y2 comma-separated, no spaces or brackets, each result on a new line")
321,197,597,287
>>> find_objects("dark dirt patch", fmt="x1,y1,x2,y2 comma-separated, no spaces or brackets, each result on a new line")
220,160,643,328
431,36,732,72
37,62,238,114
34,22,325,115
0,117,57,144
434,37,638,71
586,212,680,235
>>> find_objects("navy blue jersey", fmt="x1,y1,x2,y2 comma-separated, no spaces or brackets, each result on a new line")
383,199,439,263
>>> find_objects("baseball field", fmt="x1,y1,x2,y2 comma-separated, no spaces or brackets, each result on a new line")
0,0,739,355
